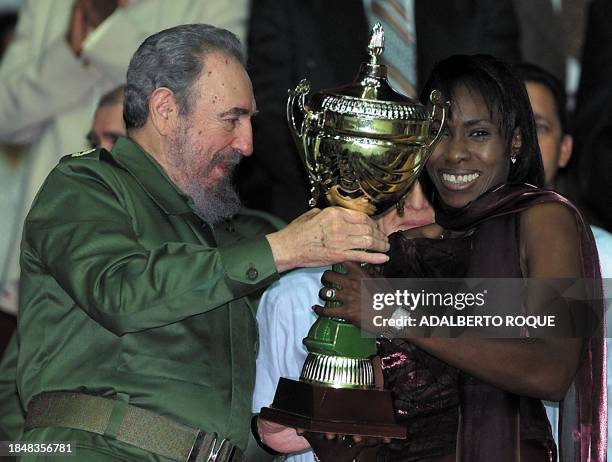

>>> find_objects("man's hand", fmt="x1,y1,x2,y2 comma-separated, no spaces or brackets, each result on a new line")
67,0,88,56
266,207,389,273
67,0,121,56
256,417,310,453
81,0,121,27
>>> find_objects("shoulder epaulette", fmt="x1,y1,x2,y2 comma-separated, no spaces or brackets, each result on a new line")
59,148,119,167
58,148,99,164
70,148,97,158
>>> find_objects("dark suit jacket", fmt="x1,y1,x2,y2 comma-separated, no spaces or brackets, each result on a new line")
239,0,521,221
514,0,566,84
569,0,612,231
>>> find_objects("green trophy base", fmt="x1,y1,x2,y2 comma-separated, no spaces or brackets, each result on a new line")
260,377,406,438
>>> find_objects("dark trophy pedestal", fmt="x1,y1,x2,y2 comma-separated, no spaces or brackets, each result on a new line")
261,378,406,461
261,378,406,438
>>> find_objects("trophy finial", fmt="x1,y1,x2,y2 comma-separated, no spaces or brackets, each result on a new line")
368,23,384,64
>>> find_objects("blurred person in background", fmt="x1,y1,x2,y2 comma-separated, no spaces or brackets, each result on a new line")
0,0,249,316
516,60,612,459
87,85,126,151
515,63,573,190
0,8,23,447
0,8,21,356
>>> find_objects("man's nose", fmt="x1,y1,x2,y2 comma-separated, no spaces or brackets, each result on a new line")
405,181,429,210
232,120,253,156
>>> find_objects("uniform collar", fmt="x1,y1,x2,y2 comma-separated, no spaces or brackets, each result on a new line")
109,137,193,215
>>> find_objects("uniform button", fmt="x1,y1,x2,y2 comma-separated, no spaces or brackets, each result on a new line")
246,267,259,280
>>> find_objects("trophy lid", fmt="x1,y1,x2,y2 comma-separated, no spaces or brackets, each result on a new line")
308,23,429,133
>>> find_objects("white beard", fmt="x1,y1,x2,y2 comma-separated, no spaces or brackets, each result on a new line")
167,123,242,224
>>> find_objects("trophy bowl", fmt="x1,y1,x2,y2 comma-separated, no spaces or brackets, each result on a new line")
287,24,447,216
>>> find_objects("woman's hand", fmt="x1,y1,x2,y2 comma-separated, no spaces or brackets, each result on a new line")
314,261,395,334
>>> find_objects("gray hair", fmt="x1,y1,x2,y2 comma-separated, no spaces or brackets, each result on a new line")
124,24,245,129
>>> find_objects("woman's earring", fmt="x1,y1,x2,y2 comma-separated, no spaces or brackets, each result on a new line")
510,131,521,165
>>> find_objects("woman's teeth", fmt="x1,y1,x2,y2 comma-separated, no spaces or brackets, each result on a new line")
442,172,480,184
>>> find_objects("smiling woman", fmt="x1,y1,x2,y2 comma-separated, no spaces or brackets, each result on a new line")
426,85,511,209
420,55,544,204
316,55,605,462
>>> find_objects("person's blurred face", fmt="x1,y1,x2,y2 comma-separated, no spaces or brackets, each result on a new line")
87,101,125,150
166,52,256,222
378,181,435,235
426,86,511,209
525,82,572,187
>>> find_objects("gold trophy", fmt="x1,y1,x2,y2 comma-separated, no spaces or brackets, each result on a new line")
261,24,447,458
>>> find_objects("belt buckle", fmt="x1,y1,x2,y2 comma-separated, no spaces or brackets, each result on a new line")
210,438,243,462
210,438,229,462
187,430,217,462
187,431,242,462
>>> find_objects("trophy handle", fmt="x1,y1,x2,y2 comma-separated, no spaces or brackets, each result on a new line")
287,79,321,206
426,89,450,149
287,79,312,163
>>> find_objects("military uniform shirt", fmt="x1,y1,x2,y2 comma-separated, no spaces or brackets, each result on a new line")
15,137,282,451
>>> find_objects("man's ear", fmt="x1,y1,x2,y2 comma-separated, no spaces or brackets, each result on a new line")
558,134,573,168
148,87,179,137
511,128,522,155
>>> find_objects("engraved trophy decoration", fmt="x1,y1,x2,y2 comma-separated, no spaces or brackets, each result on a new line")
261,24,447,457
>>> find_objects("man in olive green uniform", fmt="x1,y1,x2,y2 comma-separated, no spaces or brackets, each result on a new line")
4,24,389,461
